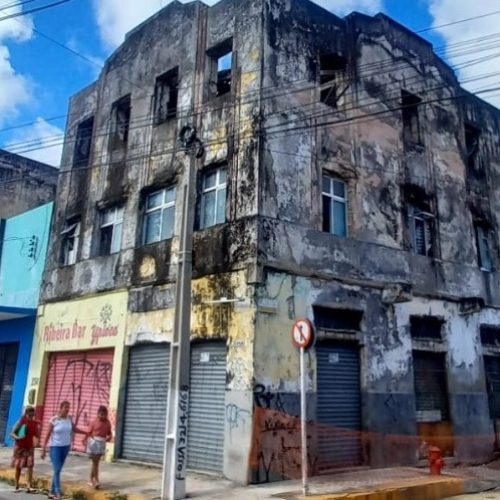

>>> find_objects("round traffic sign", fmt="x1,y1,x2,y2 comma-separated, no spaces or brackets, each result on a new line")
291,318,314,349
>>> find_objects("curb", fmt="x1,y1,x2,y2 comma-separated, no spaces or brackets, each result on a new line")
0,468,147,500
301,476,464,500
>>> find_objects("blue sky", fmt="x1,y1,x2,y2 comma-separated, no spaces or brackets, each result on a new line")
0,0,497,166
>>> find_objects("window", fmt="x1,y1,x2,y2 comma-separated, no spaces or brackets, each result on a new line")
99,206,124,255
408,204,433,256
319,53,347,108
208,40,233,97
200,166,227,229
480,325,500,347
73,117,94,167
154,68,179,124
410,316,443,340
143,187,176,244
60,218,80,266
322,174,347,237
465,123,481,171
313,306,362,331
402,90,423,146
475,223,494,271
111,95,131,146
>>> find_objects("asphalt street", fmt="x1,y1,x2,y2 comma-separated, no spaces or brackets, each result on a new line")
0,485,41,499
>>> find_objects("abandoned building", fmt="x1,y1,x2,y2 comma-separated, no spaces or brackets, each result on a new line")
25,0,500,484
0,149,58,220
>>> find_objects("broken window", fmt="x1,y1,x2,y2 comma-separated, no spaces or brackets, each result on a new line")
402,90,423,146
208,40,233,97
408,204,433,256
475,223,494,271
322,174,347,237
200,166,227,229
465,123,481,171
143,187,176,244
410,316,443,341
73,117,94,168
319,53,347,108
313,306,362,331
99,206,124,255
111,95,131,146
154,68,179,124
480,325,500,347
60,217,80,266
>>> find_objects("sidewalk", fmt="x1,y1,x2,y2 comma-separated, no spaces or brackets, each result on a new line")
1,446,500,499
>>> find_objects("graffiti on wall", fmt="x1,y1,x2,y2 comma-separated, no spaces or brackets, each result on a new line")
41,351,113,452
249,384,317,483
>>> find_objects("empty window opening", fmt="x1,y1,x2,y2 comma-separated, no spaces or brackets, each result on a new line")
410,316,444,340
200,166,227,229
154,68,179,124
111,95,131,146
60,217,80,266
408,204,434,256
322,174,347,237
475,223,494,271
484,356,500,419
313,306,362,331
481,325,500,347
208,40,233,97
143,187,176,245
73,117,94,168
465,123,481,171
402,90,423,146
319,53,347,108
100,206,124,255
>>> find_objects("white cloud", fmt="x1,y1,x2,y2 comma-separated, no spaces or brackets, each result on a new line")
428,0,500,107
93,0,382,50
0,4,34,121
6,118,64,167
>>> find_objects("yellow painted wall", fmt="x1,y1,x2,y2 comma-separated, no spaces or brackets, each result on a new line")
26,290,128,460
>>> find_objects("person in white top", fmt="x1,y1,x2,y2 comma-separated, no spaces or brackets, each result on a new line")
41,401,75,500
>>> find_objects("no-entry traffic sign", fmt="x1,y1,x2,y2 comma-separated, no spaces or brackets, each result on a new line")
291,318,314,350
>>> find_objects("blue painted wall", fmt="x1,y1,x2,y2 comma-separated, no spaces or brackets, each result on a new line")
0,202,53,309
0,316,36,445
0,202,53,444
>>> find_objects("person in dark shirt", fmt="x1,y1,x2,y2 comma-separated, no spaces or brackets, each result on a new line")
10,406,41,493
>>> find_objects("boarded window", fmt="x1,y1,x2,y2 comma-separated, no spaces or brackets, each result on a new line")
154,68,179,124
413,351,449,422
73,117,94,168
313,306,362,331
111,95,131,146
319,53,347,108
410,316,443,340
402,90,423,146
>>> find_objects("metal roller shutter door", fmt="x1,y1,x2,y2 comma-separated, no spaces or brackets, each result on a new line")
188,342,226,473
0,343,19,443
121,343,170,463
41,350,114,452
317,342,362,471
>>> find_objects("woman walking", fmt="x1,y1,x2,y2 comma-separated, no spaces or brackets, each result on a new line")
82,406,113,489
41,401,74,500
9,406,41,493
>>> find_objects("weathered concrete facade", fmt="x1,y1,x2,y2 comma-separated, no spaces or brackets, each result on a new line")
40,0,500,484
0,150,58,219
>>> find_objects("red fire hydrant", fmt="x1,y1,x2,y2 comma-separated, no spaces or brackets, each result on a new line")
428,446,444,475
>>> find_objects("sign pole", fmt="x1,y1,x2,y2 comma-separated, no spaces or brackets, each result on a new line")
300,345,308,497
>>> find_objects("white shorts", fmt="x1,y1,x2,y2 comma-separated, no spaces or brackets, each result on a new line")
86,437,106,457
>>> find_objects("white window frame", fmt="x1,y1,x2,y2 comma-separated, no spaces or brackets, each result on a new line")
100,206,124,255
476,224,494,272
61,220,80,266
408,205,433,256
322,174,347,237
200,166,227,229
143,187,176,245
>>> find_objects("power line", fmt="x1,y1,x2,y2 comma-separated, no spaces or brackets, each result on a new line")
417,9,500,33
0,0,72,22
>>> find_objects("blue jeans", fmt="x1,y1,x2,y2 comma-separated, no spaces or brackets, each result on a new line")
49,445,70,495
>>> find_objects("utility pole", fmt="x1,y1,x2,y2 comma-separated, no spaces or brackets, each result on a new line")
161,126,203,500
